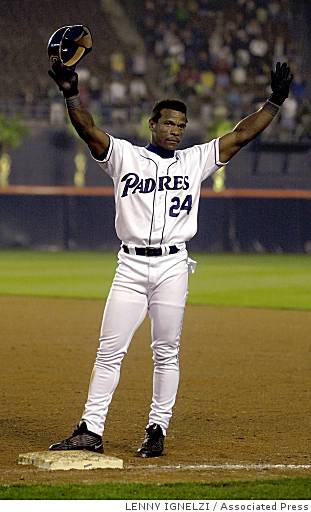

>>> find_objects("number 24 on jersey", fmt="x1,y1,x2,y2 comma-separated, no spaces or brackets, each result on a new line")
169,195,193,217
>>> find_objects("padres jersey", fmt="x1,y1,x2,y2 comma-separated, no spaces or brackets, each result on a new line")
93,136,226,246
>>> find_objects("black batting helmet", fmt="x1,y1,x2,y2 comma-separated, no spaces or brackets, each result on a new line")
47,24,92,68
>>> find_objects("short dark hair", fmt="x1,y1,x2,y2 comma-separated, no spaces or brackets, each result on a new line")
150,98,188,122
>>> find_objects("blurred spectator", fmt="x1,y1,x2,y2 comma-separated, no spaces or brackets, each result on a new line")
110,51,126,78
77,67,91,106
129,77,148,103
249,37,269,59
291,74,307,103
232,66,247,85
295,100,311,141
132,0,309,143
109,79,128,105
279,95,298,136
130,51,147,76
89,76,102,112
50,100,66,127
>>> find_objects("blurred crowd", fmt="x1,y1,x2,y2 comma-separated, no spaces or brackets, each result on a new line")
1,0,310,143
135,0,310,142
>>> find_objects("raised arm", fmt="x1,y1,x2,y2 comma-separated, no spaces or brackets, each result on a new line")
48,62,109,158
219,62,293,163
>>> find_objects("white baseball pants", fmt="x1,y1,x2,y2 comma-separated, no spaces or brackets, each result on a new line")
82,248,189,437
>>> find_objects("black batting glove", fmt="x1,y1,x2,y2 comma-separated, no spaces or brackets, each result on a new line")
269,62,293,106
48,61,79,98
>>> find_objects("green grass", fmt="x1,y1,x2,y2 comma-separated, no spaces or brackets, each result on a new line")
1,478,311,499
0,250,310,309
189,253,311,309
0,250,115,299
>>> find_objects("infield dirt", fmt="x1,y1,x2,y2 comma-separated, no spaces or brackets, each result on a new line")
1,296,311,485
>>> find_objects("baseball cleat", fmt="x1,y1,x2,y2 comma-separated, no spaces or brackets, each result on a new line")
137,423,164,458
49,421,103,453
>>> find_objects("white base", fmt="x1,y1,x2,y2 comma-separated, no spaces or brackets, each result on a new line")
18,451,123,471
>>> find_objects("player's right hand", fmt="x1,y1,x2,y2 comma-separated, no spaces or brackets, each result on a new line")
48,61,79,98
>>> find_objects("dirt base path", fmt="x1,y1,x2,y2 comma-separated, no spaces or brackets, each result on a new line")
1,296,311,485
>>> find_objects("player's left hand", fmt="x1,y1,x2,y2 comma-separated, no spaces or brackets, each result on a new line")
270,62,293,105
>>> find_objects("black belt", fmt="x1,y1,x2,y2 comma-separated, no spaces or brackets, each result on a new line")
122,244,179,257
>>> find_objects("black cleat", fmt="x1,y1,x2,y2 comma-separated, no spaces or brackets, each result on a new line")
49,421,103,453
137,423,164,458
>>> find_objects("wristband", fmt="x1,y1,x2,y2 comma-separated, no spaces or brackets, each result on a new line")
269,92,286,106
263,100,280,117
65,95,82,110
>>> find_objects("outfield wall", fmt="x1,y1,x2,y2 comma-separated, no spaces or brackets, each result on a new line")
1,187,310,253
6,128,311,190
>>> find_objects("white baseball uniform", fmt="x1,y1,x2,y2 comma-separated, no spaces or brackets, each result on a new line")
81,136,226,436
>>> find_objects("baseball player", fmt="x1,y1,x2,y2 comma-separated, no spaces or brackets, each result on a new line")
48,61,292,457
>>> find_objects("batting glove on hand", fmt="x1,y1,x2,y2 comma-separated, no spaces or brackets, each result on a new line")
270,62,293,106
48,61,79,98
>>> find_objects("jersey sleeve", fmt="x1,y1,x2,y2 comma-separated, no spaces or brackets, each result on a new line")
90,135,128,179
192,138,229,182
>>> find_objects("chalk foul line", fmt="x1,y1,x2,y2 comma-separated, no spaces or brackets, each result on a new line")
125,463,311,471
